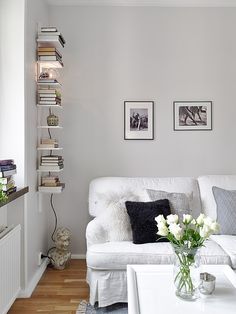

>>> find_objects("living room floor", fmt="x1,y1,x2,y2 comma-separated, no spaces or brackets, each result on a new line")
9,260,89,314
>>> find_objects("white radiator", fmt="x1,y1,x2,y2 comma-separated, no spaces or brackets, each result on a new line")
0,225,21,314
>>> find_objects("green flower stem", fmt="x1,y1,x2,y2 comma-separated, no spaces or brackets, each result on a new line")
174,252,195,294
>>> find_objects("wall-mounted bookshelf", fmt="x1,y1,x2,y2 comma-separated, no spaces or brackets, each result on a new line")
36,26,66,194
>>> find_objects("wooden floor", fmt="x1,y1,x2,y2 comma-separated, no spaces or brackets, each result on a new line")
9,259,89,314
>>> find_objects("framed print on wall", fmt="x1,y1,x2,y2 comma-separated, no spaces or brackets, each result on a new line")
173,101,212,131
124,101,154,140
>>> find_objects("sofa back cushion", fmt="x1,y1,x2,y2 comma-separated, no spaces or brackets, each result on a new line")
147,189,191,216
212,186,236,235
89,177,201,218
198,175,236,220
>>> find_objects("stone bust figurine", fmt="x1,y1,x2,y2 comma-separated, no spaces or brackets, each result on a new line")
48,227,71,270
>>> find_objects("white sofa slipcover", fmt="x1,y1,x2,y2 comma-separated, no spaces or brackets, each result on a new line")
86,175,236,307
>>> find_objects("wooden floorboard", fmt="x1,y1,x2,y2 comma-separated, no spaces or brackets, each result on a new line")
8,259,89,314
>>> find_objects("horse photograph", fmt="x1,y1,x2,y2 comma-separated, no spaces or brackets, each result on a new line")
174,101,212,131
179,106,207,126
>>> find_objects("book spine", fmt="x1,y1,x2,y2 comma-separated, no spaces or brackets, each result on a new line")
0,178,10,184
0,164,16,171
38,89,57,93
39,167,63,171
0,169,17,177
41,27,57,32
39,101,57,104
38,56,60,61
0,159,14,166
38,51,62,59
40,98,60,101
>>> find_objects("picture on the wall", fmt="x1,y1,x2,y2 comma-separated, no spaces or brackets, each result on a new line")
124,101,154,140
173,101,212,131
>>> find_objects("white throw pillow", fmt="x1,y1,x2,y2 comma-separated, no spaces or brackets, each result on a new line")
96,189,149,241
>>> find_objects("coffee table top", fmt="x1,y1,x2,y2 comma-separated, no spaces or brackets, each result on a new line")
127,265,236,314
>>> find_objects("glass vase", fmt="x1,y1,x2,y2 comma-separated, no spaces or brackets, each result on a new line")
173,245,200,301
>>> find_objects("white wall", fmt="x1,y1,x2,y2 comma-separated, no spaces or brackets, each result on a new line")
49,6,236,255
0,0,50,294
24,0,49,290
0,0,25,186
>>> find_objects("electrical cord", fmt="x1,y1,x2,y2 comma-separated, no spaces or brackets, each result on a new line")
43,194,58,266
42,252,56,265
48,128,52,139
50,193,58,242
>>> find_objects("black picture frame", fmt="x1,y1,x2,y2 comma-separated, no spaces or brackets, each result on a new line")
124,101,154,140
173,101,212,131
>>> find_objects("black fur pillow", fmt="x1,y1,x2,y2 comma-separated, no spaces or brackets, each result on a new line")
125,199,171,244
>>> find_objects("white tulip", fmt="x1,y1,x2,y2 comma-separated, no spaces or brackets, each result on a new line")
155,214,166,225
196,213,205,226
183,214,192,224
199,224,211,238
157,221,166,229
210,221,220,233
158,224,169,237
166,214,179,225
203,217,214,227
191,219,196,225
169,223,183,240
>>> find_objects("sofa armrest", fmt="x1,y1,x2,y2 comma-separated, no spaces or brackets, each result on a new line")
86,217,108,247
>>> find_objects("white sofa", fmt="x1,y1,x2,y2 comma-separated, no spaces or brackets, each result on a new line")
86,175,236,307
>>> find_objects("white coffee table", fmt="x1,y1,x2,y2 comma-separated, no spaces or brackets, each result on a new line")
127,264,236,314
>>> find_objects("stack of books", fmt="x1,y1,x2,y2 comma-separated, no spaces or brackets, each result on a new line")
38,138,59,149
0,160,17,195
39,176,65,192
39,155,64,171
41,176,60,186
38,88,61,106
37,47,63,67
37,26,66,48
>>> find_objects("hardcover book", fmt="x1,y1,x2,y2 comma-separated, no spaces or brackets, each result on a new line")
0,164,16,171
38,165,63,171
0,169,17,178
0,159,14,166
41,27,58,32
0,177,12,184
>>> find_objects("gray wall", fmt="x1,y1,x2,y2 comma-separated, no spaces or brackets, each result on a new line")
49,6,236,255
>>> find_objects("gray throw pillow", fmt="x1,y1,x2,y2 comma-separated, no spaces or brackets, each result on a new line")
146,189,191,216
212,186,236,235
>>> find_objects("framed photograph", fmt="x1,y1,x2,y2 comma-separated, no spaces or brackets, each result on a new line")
124,101,154,140
173,101,212,131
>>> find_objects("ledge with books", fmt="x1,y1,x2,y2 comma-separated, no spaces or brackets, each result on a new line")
37,79,62,87
0,187,29,208
37,26,66,49
38,183,65,194
38,175,65,193
37,47,64,68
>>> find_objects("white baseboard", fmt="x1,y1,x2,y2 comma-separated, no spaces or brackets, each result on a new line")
71,254,86,259
18,258,49,298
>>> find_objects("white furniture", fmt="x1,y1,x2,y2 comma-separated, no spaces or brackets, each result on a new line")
127,264,236,314
86,175,236,307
